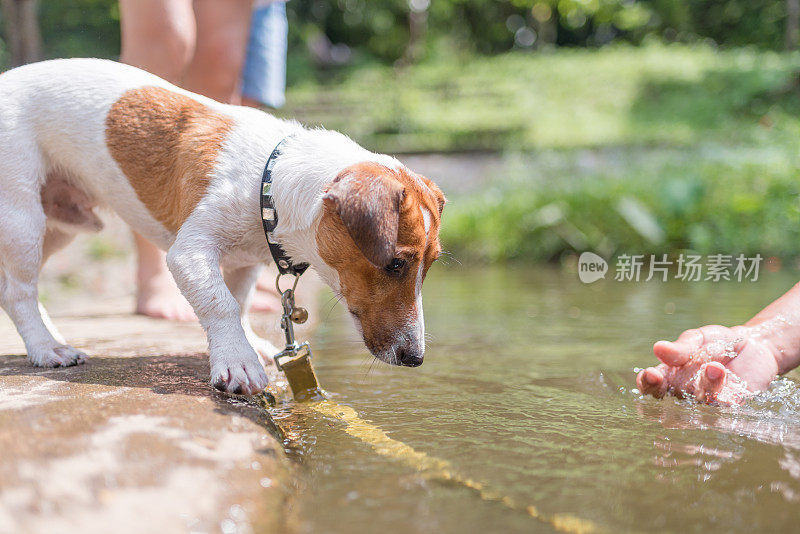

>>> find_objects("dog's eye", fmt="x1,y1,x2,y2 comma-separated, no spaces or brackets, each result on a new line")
384,258,406,275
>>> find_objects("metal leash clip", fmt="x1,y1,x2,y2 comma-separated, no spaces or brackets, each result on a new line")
272,273,325,402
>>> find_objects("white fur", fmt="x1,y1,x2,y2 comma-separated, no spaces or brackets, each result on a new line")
413,208,433,353
0,58,425,393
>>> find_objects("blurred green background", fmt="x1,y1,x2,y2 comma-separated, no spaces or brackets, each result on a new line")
2,0,800,264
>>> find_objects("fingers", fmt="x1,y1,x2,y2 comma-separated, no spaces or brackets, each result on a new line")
705,361,726,381
653,340,691,367
695,362,727,403
652,328,705,366
653,325,734,366
645,325,745,403
637,366,668,398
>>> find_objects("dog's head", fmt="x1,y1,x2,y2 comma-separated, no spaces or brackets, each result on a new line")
316,162,445,367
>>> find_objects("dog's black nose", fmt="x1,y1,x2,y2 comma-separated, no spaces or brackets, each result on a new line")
397,348,423,367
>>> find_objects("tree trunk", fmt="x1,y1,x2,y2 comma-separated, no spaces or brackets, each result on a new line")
403,0,428,65
534,17,557,49
532,5,557,49
1,0,42,66
787,0,800,51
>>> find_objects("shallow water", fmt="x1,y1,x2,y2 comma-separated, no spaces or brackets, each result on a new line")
275,266,800,533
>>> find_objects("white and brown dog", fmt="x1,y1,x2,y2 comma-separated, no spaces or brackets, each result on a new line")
0,58,445,395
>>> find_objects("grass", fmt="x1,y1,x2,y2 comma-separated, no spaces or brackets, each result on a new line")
280,43,800,153
87,236,127,261
439,145,800,262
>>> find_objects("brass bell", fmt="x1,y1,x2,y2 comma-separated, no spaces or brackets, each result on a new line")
290,306,308,324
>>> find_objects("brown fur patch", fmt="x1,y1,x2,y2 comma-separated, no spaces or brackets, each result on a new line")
105,86,234,232
323,162,405,267
317,163,444,353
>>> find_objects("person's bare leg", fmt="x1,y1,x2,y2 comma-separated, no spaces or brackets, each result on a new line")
250,265,280,313
240,96,263,108
120,0,199,320
182,0,253,104
119,0,196,81
183,0,280,314
133,233,197,321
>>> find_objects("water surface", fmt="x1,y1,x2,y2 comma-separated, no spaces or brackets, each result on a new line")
276,266,800,533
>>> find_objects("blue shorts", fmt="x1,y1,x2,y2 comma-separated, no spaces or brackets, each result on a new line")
241,2,287,108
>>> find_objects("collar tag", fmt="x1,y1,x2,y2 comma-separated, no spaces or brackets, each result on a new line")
272,273,325,402
274,342,324,401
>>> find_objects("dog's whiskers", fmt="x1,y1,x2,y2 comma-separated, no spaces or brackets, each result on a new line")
358,357,374,379
365,356,380,378
323,293,345,321
440,250,462,266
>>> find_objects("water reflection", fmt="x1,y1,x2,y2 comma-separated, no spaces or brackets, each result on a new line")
633,376,800,504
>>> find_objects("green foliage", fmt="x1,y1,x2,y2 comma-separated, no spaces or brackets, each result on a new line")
39,0,120,59
646,0,789,49
6,0,797,71
286,0,656,62
285,0,796,63
280,44,800,153
440,145,800,262
288,0,412,62
0,33,7,68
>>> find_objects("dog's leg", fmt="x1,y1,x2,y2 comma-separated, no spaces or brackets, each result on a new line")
35,227,79,346
223,265,279,365
0,197,86,367
167,240,269,394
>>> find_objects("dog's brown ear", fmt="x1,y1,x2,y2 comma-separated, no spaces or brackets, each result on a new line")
417,174,446,215
323,164,405,268
431,184,447,216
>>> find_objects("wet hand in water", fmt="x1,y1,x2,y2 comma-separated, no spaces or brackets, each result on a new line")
636,325,781,405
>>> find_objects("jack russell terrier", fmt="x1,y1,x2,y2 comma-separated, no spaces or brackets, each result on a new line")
0,58,445,395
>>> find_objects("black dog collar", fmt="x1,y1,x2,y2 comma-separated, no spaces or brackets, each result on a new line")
260,135,309,277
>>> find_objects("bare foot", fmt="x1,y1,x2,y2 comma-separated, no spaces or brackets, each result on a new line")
136,268,197,321
133,232,197,321
250,290,281,313
636,325,780,405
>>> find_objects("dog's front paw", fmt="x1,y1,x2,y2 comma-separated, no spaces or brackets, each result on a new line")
28,345,87,368
210,352,269,395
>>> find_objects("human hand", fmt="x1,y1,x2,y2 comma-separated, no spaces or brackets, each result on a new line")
636,325,781,405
